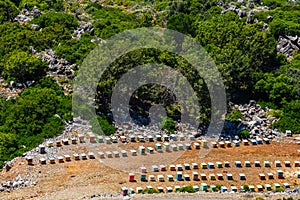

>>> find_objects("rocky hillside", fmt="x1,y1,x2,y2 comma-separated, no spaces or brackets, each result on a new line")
0,0,299,183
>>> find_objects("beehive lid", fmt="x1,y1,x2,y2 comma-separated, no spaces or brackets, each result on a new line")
174,186,180,190
265,184,271,188
259,173,265,176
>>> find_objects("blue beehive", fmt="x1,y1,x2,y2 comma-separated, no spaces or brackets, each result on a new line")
250,139,257,145
235,161,242,167
184,163,190,170
152,165,158,172
176,172,183,181
208,162,215,169
256,138,263,144
39,145,45,154
193,186,199,192
221,186,228,193
184,143,191,150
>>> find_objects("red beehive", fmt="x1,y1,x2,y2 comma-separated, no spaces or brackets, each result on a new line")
128,173,135,182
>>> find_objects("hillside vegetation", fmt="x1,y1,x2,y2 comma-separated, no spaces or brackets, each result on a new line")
0,0,299,168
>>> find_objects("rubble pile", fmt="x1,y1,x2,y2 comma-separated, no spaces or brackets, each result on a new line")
222,100,282,141
14,5,42,24
0,175,36,192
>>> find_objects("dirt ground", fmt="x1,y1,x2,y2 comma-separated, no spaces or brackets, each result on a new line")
0,139,300,200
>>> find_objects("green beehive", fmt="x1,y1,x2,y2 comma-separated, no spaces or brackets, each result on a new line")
200,183,208,191
140,173,146,181
210,185,216,192
245,161,251,167
216,162,222,168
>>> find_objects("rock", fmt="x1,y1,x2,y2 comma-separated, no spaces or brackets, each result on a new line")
267,15,273,22
89,28,95,35
16,83,24,88
238,10,247,18
246,11,254,23
30,6,42,18
249,100,256,107
54,114,61,119
31,24,40,30
10,81,15,87
263,23,269,31
4,162,12,172
277,35,300,59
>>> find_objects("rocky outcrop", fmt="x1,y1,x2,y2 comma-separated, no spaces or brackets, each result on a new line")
14,6,42,24
32,48,78,93
72,22,94,39
277,35,300,59
222,100,282,141
0,77,24,98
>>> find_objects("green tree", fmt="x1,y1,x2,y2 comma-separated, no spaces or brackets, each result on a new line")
238,129,250,139
161,117,176,133
32,11,78,30
2,50,46,84
0,0,19,24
